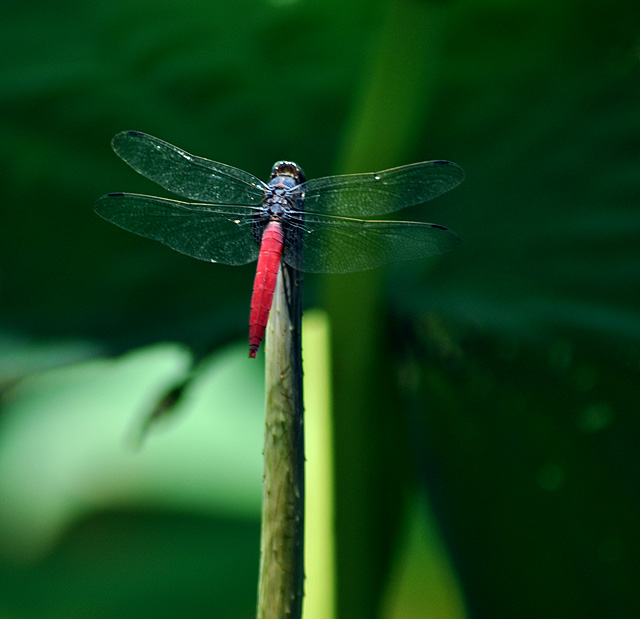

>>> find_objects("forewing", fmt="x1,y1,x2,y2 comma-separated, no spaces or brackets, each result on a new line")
94,193,260,265
111,131,267,204
300,160,464,217
282,214,460,273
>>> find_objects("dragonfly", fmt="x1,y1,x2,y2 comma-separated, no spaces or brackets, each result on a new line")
95,131,464,357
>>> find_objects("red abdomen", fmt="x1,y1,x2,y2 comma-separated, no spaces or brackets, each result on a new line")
249,221,284,357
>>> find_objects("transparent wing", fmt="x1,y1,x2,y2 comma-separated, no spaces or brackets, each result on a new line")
111,131,268,204
299,160,465,217
94,193,260,265
282,214,460,273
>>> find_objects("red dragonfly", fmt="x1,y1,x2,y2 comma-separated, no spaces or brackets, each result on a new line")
95,131,464,357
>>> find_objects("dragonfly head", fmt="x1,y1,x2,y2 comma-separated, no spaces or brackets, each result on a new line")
270,161,306,186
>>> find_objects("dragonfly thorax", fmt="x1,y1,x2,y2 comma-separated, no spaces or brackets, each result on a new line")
264,199,286,219
264,162,306,221
261,184,301,220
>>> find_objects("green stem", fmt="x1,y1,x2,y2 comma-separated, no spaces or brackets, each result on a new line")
257,263,305,619
328,0,450,615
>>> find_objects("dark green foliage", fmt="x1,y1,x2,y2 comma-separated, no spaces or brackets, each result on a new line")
1,0,639,616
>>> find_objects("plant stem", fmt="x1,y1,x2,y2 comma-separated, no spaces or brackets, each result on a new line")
327,1,449,614
257,262,305,619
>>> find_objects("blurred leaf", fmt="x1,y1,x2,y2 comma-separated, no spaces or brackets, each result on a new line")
0,342,264,616
394,324,640,617
0,510,259,619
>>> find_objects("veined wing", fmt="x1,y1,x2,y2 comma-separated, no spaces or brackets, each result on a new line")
282,214,460,274
299,160,464,217
111,131,268,205
94,193,260,265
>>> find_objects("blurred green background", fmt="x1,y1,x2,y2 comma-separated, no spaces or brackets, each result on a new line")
1,0,639,617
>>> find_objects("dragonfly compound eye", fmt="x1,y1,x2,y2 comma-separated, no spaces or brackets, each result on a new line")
270,161,306,185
